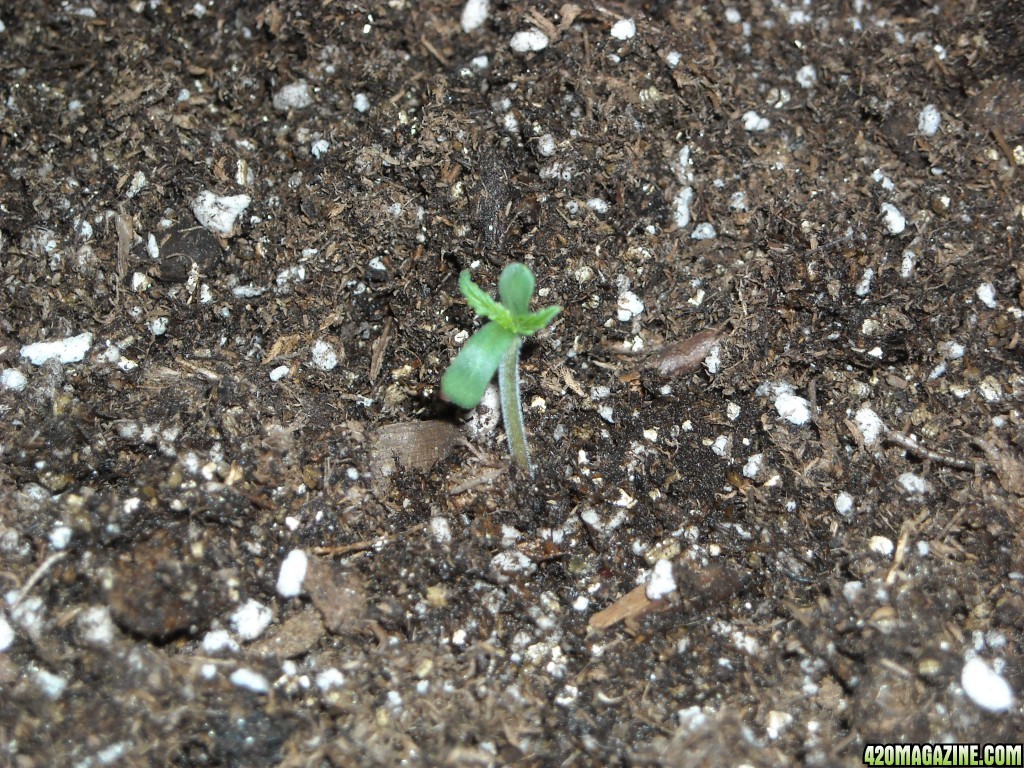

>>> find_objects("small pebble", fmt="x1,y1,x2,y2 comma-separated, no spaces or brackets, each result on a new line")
610,18,636,40
230,599,273,641
834,492,854,516
230,668,270,694
868,536,894,557
276,550,308,598
880,203,906,235
460,0,488,32
917,104,941,136
742,111,770,132
20,332,93,366
192,191,250,236
646,559,677,600
961,658,1014,712
854,407,884,446
510,28,549,53
1,369,27,391
976,283,997,309
310,340,338,371
272,80,312,112
774,392,811,426
352,93,370,113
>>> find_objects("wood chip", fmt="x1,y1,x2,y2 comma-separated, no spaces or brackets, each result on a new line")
646,326,725,377
370,421,462,479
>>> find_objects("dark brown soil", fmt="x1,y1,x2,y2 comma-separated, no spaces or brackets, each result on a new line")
1,1,1022,766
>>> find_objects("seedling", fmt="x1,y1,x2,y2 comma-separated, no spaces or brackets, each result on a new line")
441,263,561,476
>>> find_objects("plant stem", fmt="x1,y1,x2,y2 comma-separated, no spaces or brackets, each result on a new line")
498,336,532,477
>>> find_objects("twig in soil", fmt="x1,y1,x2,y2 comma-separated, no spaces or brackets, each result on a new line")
312,522,427,557
7,552,67,610
883,429,986,472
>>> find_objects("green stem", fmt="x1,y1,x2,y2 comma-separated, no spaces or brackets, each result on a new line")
498,336,532,477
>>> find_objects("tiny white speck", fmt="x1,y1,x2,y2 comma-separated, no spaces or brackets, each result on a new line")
703,345,721,375
855,268,874,297
869,536,894,557
616,290,644,322
310,340,338,371
192,191,250,236
491,550,536,575
20,333,93,366
586,198,609,214
796,64,817,89
49,525,72,550
898,472,932,495
430,516,452,545
34,668,68,699
854,407,885,446
724,7,742,23
537,133,556,157
880,203,906,235
673,187,694,228
1,369,27,392
353,93,370,113
269,365,290,382
961,658,1014,712
510,28,549,53
938,340,965,360
834,492,854,516
976,283,997,309
742,453,763,479
0,615,15,652
230,668,270,694
742,111,770,132
77,606,116,647
317,668,346,690
774,392,811,426
272,81,312,111
918,104,941,136
460,0,489,32
646,559,677,600
230,599,273,641
311,139,330,158
666,50,681,67
202,629,240,654
610,18,636,40
276,550,308,598
691,222,717,240
900,249,916,278
766,710,793,740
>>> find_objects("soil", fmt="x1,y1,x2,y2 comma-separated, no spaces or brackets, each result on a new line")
1,1,1023,766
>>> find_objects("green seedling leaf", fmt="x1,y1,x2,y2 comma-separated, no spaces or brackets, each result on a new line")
441,320,517,409
498,262,535,317
458,270,514,332
514,304,562,336
443,262,562,476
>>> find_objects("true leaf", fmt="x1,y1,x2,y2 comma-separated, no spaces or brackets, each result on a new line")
458,270,514,331
514,305,562,335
